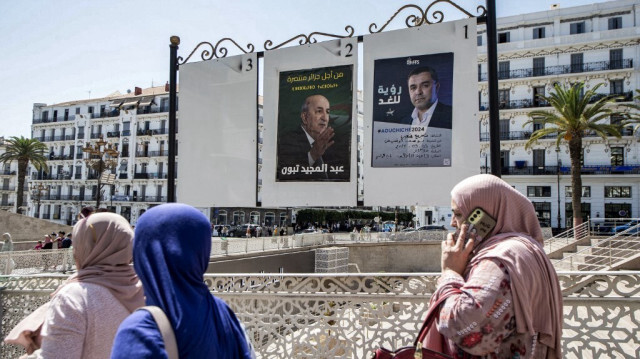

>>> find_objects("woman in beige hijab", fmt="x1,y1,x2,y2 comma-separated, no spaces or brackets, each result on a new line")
5,213,144,359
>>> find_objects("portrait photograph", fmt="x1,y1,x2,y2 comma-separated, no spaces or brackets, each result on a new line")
371,52,453,168
276,65,353,182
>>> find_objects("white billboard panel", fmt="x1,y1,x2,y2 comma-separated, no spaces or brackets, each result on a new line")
261,38,359,207
177,53,258,207
363,18,479,206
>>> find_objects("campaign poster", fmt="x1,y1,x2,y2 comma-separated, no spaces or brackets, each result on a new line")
371,53,454,167
276,65,353,182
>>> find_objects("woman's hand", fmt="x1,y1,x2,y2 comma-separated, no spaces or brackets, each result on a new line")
441,224,475,275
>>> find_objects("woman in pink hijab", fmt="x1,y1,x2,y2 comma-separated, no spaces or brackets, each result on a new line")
424,174,563,358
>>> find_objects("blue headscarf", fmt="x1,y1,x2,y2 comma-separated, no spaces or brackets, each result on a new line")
132,203,252,358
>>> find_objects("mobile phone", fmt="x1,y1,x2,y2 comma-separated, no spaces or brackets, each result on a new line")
454,207,497,244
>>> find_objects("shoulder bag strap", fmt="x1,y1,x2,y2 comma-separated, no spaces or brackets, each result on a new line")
413,288,462,346
138,306,179,359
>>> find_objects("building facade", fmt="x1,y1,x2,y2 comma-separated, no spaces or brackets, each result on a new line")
20,0,640,229
0,137,23,212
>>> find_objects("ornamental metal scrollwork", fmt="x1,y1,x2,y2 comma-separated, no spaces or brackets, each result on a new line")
264,26,355,51
369,1,486,33
177,38,255,65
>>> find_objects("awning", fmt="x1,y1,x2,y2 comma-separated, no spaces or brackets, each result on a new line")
138,96,155,107
109,100,123,108
121,98,140,107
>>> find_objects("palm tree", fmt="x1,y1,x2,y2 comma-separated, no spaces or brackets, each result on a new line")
0,136,48,214
524,83,622,229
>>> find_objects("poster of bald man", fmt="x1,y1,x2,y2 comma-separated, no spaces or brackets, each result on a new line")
372,52,453,167
276,65,353,182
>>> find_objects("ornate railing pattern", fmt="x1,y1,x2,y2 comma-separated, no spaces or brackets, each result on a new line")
0,272,638,358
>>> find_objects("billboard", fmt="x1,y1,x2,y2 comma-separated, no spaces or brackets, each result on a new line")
275,65,353,182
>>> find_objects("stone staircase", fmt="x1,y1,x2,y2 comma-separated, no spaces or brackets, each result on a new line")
0,211,72,250
546,219,640,271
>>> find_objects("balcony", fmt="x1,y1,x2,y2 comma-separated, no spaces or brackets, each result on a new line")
479,131,605,142
0,186,16,192
122,130,131,137
135,151,149,158
0,201,13,207
106,131,121,138
479,58,633,81
1,170,15,176
488,164,640,176
90,133,102,139
137,107,168,115
479,91,632,112
32,174,72,180
41,213,51,219
148,151,167,157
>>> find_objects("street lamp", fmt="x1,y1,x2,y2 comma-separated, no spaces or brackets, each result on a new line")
29,183,49,218
83,135,119,209
555,146,561,230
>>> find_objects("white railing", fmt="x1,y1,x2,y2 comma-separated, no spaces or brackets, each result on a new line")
553,223,640,271
0,249,74,275
0,272,638,359
211,231,446,257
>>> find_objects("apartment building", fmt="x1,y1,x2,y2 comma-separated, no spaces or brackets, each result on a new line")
0,137,23,212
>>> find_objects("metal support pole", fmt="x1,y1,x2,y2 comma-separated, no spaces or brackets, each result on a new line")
486,0,501,177
168,36,180,202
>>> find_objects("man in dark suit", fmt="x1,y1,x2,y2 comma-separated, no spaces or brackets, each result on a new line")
399,66,452,130
277,94,349,181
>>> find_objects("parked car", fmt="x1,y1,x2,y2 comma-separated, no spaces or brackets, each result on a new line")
610,220,640,234
415,225,447,231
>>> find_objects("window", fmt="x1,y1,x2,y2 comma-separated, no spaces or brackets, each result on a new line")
565,203,591,228
477,35,482,46
570,21,585,34
570,53,583,73
605,202,631,218
232,211,245,225
264,212,275,226
477,64,482,81
533,119,544,131
498,89,510,108
498,32,510,43
533,27,545,39
610,147,624,166
608,17,622,30
565,186,591,198
528,186,551,197
88,106,94,114
250,211,260,224
42,111,48,121
64,109,69,121
533,86,546,107
498,61,510,79
75,107,80,115
531,202,551,227
532,57,545,76
499,119,510,140
610,79,624,95
605,186,631,198
279,212,287,226
532,149,545,168
609,49,623,70
217,210,227,225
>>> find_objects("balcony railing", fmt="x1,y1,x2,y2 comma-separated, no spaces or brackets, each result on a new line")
32,174,72,180
106,131,121,138
90,133,102,139
479,130,607,142
479,58,633,81
32,115,76,124
134,172,167,179
0,201,13,207
136,128,168,136
485,164,640,176
1,170,15,176
122,130,131,136
135,151,149,158
479,91,632,111
148,151,167,157
137,107,168,115
0,186,15,191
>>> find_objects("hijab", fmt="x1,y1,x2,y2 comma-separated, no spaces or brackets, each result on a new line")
447,174,563,358
132,203,252,358
2,233,12,252
5,213,144,353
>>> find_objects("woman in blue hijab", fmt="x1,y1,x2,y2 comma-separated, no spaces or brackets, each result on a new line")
111,203,254,359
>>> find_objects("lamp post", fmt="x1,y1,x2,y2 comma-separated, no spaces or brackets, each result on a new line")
555,146,561,230
29,183,49,218
83,135,119,209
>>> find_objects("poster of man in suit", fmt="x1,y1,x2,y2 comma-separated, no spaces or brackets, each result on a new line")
371,52,453,167
276,65,353,182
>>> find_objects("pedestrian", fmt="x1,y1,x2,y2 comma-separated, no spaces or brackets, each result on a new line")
111,203,254,359
5,213,144,358
421,174,562,358
34,241,43,250
1,233,15,275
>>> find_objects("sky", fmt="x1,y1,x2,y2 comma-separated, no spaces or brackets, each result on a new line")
0,0,615,138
